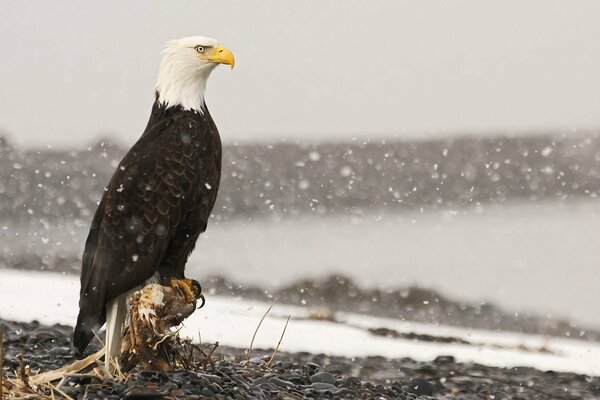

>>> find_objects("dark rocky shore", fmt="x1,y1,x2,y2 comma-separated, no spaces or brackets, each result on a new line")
2,319,600,399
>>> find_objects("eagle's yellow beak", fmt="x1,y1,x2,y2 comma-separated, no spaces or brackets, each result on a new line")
203,46,235,69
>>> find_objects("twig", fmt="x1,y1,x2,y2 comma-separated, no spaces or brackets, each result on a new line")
202,342,219,370
55,375,68,392
31,348,105,385
18,353,29,389
247,299,277,362
91,329,104,348
267,315,291,368
45,381,73,400
188,342,217,372
109,357,126,382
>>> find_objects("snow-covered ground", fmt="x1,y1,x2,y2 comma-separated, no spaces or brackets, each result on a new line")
1,269,599,376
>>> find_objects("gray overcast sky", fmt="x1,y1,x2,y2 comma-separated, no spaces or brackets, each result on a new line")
1,0,600,148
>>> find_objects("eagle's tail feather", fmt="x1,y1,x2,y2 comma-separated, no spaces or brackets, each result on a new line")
104,273,161,373
105,293,127,372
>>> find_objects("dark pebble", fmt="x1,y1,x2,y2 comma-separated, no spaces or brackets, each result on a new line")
139,370,168,383
306,362,321,370
310,371,336,385
207,382,223,393
310,382,336,391
334,388,358,397
123,387,165,400
259,382,277,392
400,394,418,400
340,377,362,389
416,363,437,373
198,373,223,383
252,376,268,385
249,356,266,364
48,346,71,356
286,375,306,384
112,383,126,394
248,385,268,397
268,377,295,388
59,386,80,397
405,378,434,396
229,373,250,389
434,355,456,364
159,382,178,394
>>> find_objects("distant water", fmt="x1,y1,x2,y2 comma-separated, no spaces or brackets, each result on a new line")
2,200,600,329
192,200,600,330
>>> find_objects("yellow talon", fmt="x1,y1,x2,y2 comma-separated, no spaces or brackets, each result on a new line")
170,278,196,303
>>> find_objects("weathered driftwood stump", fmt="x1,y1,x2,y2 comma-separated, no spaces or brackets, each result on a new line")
120,283,201,371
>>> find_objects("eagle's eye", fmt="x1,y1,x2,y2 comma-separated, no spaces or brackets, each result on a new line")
195,45,205,53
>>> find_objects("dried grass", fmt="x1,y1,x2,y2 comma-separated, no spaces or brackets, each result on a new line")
30,349,105,385
247,299,277,362
267,315,291,367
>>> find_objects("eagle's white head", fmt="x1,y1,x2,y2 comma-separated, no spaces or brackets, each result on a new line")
155,36,235,112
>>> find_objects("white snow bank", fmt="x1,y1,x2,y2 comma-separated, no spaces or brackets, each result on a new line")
1,269,599,376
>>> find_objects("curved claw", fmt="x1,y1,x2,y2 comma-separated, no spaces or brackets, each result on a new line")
197,294,206,309
191,279,202,298
190,279,206,309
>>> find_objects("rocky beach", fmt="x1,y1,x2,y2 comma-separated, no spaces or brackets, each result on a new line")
3,319,600,399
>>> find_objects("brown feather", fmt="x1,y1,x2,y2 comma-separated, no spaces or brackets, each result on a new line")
73,101,222,355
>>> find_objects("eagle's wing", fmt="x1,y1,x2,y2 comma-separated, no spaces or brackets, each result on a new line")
73,115,205,354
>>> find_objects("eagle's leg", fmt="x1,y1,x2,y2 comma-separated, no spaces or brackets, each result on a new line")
169,278,204,306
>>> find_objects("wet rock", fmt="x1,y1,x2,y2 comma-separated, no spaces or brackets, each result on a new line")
310,371,336,385
48,346,71,356
207,382,223,393
334,388,359,397
59,386,81,397
259,382,277,392
406,378,434,396
248,356,266,364
198,373,222,383
252,376,268,385
123,387,164,399
310,382,336,391
434,355,456,364
268,377,295,388
286,375,305,384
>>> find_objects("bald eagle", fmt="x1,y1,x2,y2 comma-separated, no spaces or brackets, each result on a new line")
73,36,234,367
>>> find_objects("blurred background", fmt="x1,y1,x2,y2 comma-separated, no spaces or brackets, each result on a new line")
1,1,600,337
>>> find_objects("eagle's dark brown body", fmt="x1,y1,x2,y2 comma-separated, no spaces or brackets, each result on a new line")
73,99,221,354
